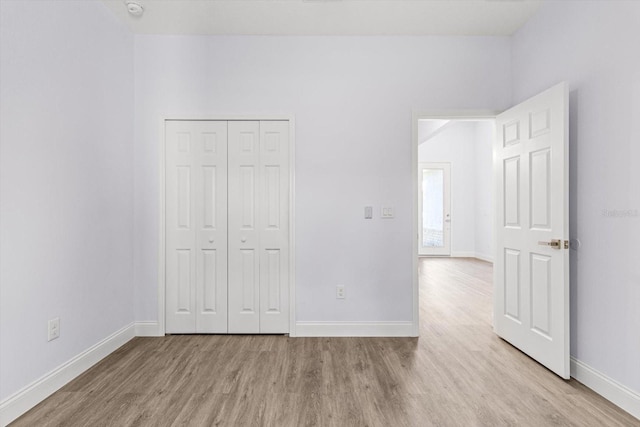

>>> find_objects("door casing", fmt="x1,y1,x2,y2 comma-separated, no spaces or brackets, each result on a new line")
158,115,296,336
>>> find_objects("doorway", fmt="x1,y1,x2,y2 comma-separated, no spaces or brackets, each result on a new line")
413,83,571,378
416,118,495,261
419,162,451,256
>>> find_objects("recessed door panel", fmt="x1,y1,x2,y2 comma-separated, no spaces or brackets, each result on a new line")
202,166,217,229
176,250,192,313
177,167,191,229
530,253,552,339
504,249,521,322
239,166,256,229
265,166,280,229
202,249,217,313
241,250,256,312
264,249,281,312
530,149,551,230
504,157,520,228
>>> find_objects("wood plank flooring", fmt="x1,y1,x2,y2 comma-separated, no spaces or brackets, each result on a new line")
11,258,640,426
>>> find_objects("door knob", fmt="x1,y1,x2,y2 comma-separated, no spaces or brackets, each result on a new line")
209,238,214,243
241,237,247,243
538,239,561,249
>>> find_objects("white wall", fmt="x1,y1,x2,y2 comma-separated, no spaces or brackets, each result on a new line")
0,0,134,401
418,121,493,260
133,36,512,323
512,1,640,393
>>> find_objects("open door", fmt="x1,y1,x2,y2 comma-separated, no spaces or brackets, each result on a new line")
494,82,570,378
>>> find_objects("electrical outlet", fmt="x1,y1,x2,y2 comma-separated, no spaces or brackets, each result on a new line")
336,285,346,299
48,317,60,341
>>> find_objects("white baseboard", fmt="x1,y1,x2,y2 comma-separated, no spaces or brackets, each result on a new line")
571,357,640,420
0,323,135,427
295,321,415,337
474,253,494,263
134,321,162,337
450,251,476,258
423,252,494,263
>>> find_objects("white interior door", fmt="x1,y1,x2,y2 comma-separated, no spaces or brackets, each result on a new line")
494,82,570,378
165,120,228,333
419,162,451,256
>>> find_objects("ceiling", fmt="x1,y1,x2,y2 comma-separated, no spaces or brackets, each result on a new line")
100,0,543,36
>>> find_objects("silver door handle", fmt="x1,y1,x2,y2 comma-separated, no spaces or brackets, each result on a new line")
538,239,561,249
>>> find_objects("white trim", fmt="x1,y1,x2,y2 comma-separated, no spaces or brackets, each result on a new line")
158,115,296,336
134,321,162,337
418,253,493,263
473,253,494,263
412,110,498,339
0,323,135,427
450,251,476,258
295,321,414,337
571,357,640,420
158,117,166,336
288,118,297,337
411,112,420,337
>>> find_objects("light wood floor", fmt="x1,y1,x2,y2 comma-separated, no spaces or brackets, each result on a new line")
12,258,639,426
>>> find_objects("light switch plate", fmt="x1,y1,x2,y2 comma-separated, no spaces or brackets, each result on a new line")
381,206,394,218
364,206,373,219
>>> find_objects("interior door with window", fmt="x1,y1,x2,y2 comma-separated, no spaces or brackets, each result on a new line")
494,82,570,378
419,162,451,256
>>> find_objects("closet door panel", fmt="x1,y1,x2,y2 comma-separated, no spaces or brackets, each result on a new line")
228,121,261,333
195,121,228,333
165,121,197,333
259,121,290,333
166,121,228,333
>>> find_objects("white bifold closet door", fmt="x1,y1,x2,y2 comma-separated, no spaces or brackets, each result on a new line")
228,121,290,333
166,120,289,334
165,121,229,333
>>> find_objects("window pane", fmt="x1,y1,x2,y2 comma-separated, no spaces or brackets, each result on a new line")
422,169,444,247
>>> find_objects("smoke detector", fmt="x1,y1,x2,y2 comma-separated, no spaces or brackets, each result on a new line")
125,1,144,17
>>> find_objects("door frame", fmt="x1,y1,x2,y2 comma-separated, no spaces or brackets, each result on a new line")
158,115,297,337
411,110,498,337
418,162,452,256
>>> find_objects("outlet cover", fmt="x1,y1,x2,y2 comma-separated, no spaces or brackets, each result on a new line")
48,317,60,341
336,285,346,299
